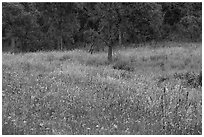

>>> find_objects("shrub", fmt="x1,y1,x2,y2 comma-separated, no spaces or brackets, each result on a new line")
58,54,72,62
85,56,110,66
173,71,202,88
112,60,134,72
178,15,202,42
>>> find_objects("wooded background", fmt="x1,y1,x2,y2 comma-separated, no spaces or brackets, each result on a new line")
2,2,202,54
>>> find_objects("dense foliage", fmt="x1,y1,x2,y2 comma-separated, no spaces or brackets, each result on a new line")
2,2,202,60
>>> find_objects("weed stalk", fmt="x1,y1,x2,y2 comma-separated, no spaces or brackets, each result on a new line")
161,87,167,134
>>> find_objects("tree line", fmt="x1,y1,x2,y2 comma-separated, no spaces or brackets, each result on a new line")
2,2,202,61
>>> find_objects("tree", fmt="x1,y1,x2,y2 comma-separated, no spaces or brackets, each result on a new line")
3,2,42,52
122,3,163,44
95,3,120,62
2,3,26,52
81,3,124,62
81,3,164,62
36,3,80,50
179,15,201,41
2,2,201,53
159,2,202,41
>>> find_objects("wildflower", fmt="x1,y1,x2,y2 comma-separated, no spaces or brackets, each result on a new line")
113,124,118,129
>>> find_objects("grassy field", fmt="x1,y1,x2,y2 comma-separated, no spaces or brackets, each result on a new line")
2,42,202,135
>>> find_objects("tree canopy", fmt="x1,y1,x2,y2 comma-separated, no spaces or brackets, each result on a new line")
2,2,202,61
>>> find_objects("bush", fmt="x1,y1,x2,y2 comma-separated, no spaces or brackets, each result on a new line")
58,54,72,62
178,16,202,42
112,60,134,72
85,57,109,66
173,71,202,88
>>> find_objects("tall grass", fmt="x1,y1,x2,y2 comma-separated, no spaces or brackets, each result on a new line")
2,42,202,135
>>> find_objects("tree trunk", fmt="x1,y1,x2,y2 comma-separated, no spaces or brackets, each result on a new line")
108,45,112,62
89,43,94,54
11,36,15,53
107,23,113,62
58,36,63,50
58,38,60,50
119,27,122,46
60,36,63,50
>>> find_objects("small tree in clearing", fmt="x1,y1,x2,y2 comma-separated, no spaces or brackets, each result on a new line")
82,3,122,62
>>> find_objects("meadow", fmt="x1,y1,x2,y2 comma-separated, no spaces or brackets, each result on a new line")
2,42,202,135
